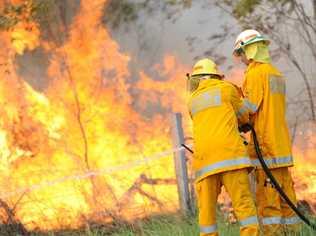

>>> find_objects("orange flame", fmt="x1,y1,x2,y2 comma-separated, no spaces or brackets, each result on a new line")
292,122,316,212
0,0,191,231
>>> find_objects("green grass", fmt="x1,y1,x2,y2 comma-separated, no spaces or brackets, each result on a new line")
45,214,239,236
2,213,316,235
55,214,315,236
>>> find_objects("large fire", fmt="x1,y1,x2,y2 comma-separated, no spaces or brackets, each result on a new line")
0,0,315,233
0,0,189,231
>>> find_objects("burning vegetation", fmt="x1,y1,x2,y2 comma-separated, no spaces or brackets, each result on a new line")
0,0,189,232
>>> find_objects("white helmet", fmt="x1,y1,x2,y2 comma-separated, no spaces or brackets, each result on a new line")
233,29,270,55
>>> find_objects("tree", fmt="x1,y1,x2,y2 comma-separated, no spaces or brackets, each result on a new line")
0,1,51,30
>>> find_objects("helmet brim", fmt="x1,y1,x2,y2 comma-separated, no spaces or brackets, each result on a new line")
233,38,270,56
191,73,224,79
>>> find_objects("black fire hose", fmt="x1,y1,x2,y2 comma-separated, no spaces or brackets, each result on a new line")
247,124,316,230
181,124,316,230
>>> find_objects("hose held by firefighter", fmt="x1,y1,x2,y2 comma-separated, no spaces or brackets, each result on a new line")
233,29,301,235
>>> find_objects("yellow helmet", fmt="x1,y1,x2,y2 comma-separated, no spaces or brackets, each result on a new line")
191,58,223,77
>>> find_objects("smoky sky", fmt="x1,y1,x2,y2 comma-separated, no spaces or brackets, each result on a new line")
13,0,315,123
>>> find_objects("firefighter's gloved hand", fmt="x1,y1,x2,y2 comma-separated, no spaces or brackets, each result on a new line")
238,123,252,133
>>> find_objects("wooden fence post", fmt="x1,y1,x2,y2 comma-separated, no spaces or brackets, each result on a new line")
172,113,192,214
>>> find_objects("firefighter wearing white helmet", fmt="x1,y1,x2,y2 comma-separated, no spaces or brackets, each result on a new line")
233,30,300,235
233,29,270,56
187,58,259,236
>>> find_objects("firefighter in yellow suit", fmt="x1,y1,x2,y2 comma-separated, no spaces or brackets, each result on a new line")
188,58,259,236
233,29,301,235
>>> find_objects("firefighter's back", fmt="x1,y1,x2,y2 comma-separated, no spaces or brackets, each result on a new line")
189,79,251,181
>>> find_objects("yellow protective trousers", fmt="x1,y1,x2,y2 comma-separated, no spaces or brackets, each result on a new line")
196,168,259,236
256,168,301,236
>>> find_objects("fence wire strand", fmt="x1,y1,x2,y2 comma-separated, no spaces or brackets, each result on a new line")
1,145,192,199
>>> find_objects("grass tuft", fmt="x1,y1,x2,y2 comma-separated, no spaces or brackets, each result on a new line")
2,213,316,235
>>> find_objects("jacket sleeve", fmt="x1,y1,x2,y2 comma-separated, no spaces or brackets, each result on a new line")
241,69,264,115
230,84,249,125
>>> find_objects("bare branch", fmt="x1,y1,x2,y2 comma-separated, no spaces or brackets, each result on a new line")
0,198,29,235
271,32,315,120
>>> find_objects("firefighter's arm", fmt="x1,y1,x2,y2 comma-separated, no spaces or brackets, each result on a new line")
230,84,249,125
241,70,264,115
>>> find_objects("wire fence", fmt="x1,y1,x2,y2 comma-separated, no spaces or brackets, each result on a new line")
1,145,191,200
0,141,196,234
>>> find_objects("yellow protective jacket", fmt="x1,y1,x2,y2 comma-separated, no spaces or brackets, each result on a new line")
239,62,293,169
188,79,252,183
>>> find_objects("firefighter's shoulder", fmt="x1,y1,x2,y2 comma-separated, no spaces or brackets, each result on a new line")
221,80,241,90
221,80,243,97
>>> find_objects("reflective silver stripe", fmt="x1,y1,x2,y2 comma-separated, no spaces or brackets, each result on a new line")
262,216,301,225
200,224,217,233
237,105,248,118
262,216,282,225
283,216,301,225
190,89,221,115
269,75,285,94
240,216,259,226
243,99,258,113
195,157,251,179
251,156,293,167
